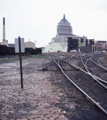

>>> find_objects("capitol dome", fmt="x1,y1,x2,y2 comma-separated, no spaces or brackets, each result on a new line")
57,14,72,35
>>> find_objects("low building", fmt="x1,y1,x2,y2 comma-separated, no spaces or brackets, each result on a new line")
7,41,35,50
45,42,67,52
92,41,107,52
24,41,35,49
92,43,103,52
97,41,106,44
0,41,8,46
96,41,107,50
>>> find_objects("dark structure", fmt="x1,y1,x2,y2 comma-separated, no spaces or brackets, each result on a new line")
86,39,88,46
0,45,8,55
67,37,94,52
0,45,42,56
81,38,83,43
68,37,78,52
36,48,42,54
97,41,106,43
89,39,94,45
80,39,95,53
8,44,15,47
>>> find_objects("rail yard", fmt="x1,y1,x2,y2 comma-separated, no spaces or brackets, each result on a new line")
0,53,107,120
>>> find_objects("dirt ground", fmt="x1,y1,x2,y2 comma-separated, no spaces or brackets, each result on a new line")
0,55,67,120
0,54,107,120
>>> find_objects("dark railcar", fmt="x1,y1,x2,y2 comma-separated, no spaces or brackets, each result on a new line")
0,45,42,56
25,48,37,55
25,48,42,55
8,47,15,55
0,45,8,55
35,48,42,54
25,48,33,54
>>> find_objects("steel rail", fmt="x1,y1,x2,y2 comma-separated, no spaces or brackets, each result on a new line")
81,56,90,72
81,57,107,84
53,55,107,86
64,57,107,88
52,56,107,115
90,57,107,71
84,59,107,84
98,57,103,65
84,59,90,72
98,57,107,67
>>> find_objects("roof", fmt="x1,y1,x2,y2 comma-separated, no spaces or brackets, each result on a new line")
8,44,15,47
59,33,76,36
25,41,35,44
97,41,106,43
58,14,70,25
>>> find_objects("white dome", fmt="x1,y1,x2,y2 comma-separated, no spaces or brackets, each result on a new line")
57,14,72,35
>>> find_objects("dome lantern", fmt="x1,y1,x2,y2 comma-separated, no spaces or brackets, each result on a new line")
63,14,65,20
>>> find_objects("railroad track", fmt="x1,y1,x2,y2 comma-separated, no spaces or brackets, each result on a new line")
81,55,107,87
51,55,107,115
90,57,107,71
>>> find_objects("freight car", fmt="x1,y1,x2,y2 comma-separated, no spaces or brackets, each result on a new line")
25,48,42,55
0,45,8,55
7,47,15,55
0,45,42,55
35,48,42,54
25,48,36,54
0,45,15,55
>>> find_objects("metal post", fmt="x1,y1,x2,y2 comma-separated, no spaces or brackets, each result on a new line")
18,36,23,88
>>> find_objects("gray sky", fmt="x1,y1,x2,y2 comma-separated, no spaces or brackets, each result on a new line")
0,0,107,47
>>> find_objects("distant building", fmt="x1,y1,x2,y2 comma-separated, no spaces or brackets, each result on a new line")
8,44,15,47
0,41,8,46
92,42,107,52
97,41,106,44
25,41,35,49
92,43,102,52
44,14,87,52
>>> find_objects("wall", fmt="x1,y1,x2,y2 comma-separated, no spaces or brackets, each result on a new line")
25,41,35,49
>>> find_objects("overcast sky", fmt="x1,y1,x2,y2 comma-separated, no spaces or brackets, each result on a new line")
0,0,107,47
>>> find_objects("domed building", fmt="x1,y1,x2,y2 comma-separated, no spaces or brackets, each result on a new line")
44,14,87,52
57,14,72,36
